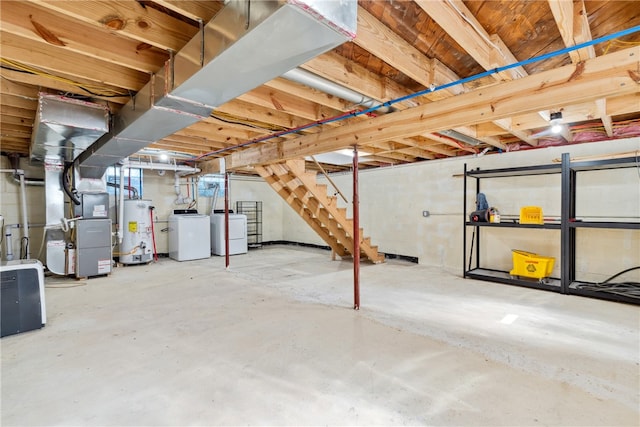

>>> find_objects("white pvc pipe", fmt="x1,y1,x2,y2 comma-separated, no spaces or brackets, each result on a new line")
118,165,125,244
122,159,200,174
0,169,29,259
18,172,30,259
4,226,14,261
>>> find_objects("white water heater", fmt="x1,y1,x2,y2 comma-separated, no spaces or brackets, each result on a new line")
119,199,154,265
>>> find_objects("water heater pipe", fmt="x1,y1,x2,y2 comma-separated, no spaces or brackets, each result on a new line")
1,169,30,259
4,226,14,261
118,165,125,244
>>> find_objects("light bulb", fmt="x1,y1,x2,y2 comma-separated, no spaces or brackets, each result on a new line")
550,124,562,134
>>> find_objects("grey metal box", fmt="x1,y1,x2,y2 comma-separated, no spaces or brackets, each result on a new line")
75,219,112,277
74,193,109,219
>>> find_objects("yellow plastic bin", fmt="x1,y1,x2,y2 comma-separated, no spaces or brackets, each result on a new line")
520,206,544,224
509,249,555,280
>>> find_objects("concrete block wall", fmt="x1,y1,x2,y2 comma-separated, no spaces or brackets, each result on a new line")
1,137,638,285
0,156,46,263
280,138,640,282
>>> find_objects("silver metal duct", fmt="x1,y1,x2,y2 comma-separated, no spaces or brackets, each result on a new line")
77,0,357,179
283,68,393,114
30,94,109,162
438,129,484,146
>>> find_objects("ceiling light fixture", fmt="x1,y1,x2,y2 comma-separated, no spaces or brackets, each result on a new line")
549,111,563,134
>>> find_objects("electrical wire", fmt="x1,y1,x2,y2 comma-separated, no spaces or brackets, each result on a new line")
189,24,640,162
576,266,640,299
0,59,130,98
211,111,287,132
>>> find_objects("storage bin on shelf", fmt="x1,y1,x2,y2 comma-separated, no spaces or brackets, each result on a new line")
509,249,555,280
519,206,544,224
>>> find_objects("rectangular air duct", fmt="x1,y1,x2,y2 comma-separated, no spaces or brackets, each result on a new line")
30,94,109,162
77,0,357,178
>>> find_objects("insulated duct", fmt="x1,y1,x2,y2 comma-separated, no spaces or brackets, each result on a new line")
30,94,109,162
76,0,357,179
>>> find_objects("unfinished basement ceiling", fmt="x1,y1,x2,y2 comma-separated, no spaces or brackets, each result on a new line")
1,1,639,173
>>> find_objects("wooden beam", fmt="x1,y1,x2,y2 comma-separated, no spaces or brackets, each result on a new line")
1,31,149,91
31,0,197,51
301,52,420,108
1,105,36,119
215,99,311,130
264,78,353,112
493,118,539,146
415,0,526,80
237,86,342,123
548,0,596,63
594,99,613,137
224,48,639,169
0,77,39,99
0,69,131,105
355,6,462,97
0,94,38,111
150,0,221,22
1,2,168,74
548,1,610,136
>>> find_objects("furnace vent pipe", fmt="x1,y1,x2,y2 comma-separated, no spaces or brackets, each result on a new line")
282,68,394,114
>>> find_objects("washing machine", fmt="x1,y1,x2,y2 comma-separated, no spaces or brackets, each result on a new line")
210,213,248,256
168,212,211,261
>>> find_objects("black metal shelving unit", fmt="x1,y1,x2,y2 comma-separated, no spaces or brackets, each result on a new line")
236,201,263,248
463,152,639,305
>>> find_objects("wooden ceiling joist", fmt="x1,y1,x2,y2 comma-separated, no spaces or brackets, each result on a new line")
224,47,640,169
30,0,198,51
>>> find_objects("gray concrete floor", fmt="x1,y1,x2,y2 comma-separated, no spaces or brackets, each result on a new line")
2,245,639,426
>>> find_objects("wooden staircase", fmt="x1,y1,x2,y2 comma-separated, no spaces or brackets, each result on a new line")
255,159,385,263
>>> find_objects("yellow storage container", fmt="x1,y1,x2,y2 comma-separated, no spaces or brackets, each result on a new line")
509,249,555,280
520,206,544,224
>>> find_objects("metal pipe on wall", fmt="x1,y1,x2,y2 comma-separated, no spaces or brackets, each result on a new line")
1,169,30,259
352,145,360,310
18,172,30,259
118,165,126,244
224,172,230,269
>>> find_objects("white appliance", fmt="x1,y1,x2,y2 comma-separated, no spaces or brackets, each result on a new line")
119,199,154,265
1,259,46,337
168,213,211,261
210,213,248,256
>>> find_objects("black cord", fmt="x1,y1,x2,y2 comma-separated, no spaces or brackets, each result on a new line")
62,162,81,206
20,237,29,260
601,266,640,284
576,266,640,299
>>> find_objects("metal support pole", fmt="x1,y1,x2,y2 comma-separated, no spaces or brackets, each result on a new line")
352,145,360,310
224,172,230,269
